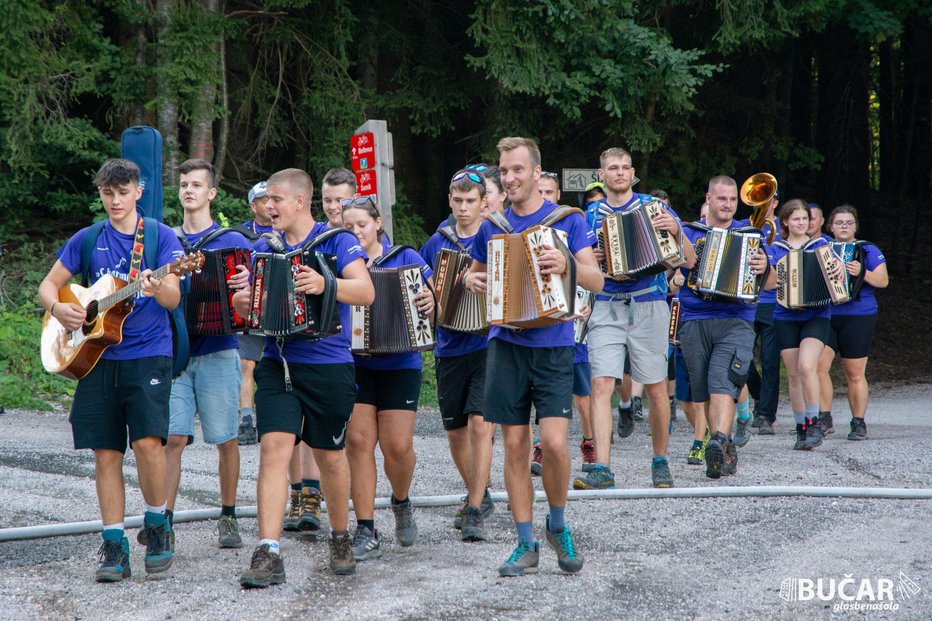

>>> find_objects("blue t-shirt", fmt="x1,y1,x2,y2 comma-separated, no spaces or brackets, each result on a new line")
767,237,832,322
183,222,254,357
354,241,433,371
419,228,488,358
470,200,596,348
57,217,185,360
253,222,368,364
832,241,885,316
591,194,678,303
242,220,274,237
678,218,758,323
756,222,782,305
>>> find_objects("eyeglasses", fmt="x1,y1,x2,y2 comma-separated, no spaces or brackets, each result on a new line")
452,171,484,184
541,171,558,179
833,220,856,228
340,196,376,208
465,164,489,173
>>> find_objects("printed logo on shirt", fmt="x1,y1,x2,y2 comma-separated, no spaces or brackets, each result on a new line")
348,244,363,255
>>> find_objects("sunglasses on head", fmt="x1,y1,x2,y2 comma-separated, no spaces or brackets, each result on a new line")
540,171,558,179
465,164,489,173
340,196,376,208
452,171,484,184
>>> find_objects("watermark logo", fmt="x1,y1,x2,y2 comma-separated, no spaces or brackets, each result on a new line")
780,572,920,613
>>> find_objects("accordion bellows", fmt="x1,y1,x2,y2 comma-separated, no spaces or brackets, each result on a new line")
433,249,488,334
186,248,251,335
686,224,765,304
775,239,850,309
351,265,434,355
486,225,577,329
599,199,684,281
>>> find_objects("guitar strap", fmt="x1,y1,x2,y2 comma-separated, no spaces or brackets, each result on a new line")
129,217,146,282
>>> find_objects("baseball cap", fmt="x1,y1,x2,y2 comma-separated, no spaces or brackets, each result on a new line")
248,181,268,203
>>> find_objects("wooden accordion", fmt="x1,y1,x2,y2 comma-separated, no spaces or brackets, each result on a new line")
433,248,488,334
351,265,434,355
598,199,684,281
686,224,765,304
246,249,341,339
186,248,252,335
486,225,577,329
831,241,867,299
775,239,850,309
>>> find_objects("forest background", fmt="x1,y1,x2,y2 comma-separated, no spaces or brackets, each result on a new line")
0,0,929,408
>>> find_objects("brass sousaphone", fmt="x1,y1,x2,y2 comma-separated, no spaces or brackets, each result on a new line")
740,172,778,244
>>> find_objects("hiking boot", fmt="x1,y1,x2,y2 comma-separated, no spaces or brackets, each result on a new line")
819,411,835,435
237,418,258,446
479,488,495,518
391,498,417,547
240,544,286,588
803,418,823,449
298,488,322,532
328,531,356,575
722,438,738,476
848,417,868,441
651,458,674,488
453,496,467,530
461,506,488,542
217,515,243,549
704,432,726,479
531,441,543,476
758,418,775,435
283,489,302,531
351,525,382,561
95,537,131,582
136,513,175,547
573,465,615,490
793,423,808,450
142,522,173,574
751,414,763,429
687,444,704,465
545,516,584,573
617,404,634,438
733,417,751,448
580,440,596,472
631,396,644,421
498,540,540,577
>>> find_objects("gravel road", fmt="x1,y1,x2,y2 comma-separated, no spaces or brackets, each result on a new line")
1,381,930,620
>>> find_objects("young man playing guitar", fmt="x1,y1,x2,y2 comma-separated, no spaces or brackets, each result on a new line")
38,159,184,582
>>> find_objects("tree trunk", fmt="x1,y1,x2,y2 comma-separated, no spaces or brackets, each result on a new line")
189,0,220,164
157,0,180,187
215,10,229,182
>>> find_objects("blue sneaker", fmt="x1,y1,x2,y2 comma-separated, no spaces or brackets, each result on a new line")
498,540,540,577
141,522,173,574
95,537,131,582
545,516,584,573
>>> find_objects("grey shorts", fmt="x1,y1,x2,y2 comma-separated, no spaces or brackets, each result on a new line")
587,298,669,384
679,318,755,402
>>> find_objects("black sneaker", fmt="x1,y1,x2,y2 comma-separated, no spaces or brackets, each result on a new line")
142,522,173,574
819,411,834,435
631,396,644,421
704,432,726,479
240,544,286,588
461,506,489,542
328,531,356,575
793,423,808,450
96,537,131,582
847,417,868,440
803,417,823,450
617,404,634,438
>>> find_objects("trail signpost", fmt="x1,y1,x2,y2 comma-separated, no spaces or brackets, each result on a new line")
351,120,396,239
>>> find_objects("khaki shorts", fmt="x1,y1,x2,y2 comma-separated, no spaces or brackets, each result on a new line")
587,298,669,384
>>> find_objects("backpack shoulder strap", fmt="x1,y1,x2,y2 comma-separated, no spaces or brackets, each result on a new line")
684,221,711,233
540,206,585,227
192,226,237,250
373,244,417,267
486,210,514,234
80,220,108,287
172,225,194,252
437,216,470,253
229,223,260,242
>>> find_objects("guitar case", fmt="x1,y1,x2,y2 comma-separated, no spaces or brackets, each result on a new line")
121,126,164,222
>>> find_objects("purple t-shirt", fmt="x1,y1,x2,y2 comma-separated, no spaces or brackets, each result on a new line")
253,222,368,364
757,223,782,305
419,228,488,358
183,223,254,357
678,219,758,323
242,220,274,236
354,241,433,371
832,241,885,316
591,194,677,303
470,200,596,348
57,218,185,360
574,342,589,364
767,237,832,322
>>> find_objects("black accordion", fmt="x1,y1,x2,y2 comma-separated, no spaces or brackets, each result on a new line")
246,248,341,339
686,224,766,304
775,239,850,310
598,199,684,281
351,265,435,355
831,241,867,299
186,248,252,335
433,248,488,334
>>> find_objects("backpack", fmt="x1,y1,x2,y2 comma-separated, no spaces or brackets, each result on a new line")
80,217,190,378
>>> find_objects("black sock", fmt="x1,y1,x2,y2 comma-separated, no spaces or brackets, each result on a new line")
221,505,236,518
358,519,375,532
391,495,409,505
290,482,302,492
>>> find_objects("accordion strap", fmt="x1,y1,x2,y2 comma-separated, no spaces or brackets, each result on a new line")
540,205,585,227
487,210,514,234
438,216,471,253
373,244,418,267
301,226,358,252
259,232,287,253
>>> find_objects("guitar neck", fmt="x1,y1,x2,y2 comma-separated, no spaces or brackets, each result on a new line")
98,263,173,311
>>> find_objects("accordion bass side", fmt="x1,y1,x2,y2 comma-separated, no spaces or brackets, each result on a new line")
831,241,867,299
668,296,681,345
246,249,341,339
486,225,577,329
433,248,488,334
775,240,850,309
187,248,252,335
351,265,434,355
599,199,684,281
573,286,593,344
686,225,765,303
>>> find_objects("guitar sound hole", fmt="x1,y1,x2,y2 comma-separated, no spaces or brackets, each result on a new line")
83,301,99,335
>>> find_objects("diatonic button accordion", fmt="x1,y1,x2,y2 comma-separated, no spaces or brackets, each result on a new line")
598,199,684,281
351,265,435,355
775,240,850,310
186,248,252,335
433,248,488,334
686,225,765,304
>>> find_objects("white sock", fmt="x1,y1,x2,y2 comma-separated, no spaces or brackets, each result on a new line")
102,522,124,532
619,399,632,409
259,539,281,555
145,502,167,515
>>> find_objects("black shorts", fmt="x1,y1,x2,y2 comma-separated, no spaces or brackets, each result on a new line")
436,349,487,431
355,366,422,411
70,357,172,453
775,317,831,351
827,314,876,359
237,334,265,362
253,359,356,450
483,339,573,425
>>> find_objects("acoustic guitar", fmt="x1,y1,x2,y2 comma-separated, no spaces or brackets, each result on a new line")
40,252,205,380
